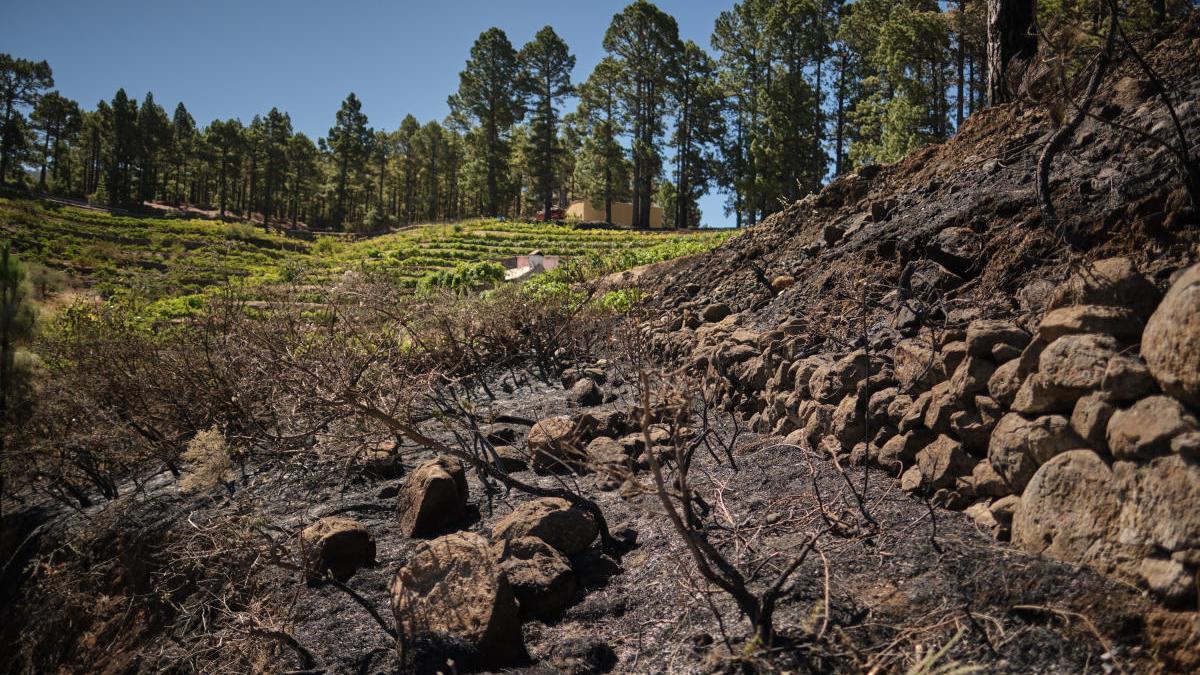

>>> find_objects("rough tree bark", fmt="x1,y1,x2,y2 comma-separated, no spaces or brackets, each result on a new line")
987,0,1037,106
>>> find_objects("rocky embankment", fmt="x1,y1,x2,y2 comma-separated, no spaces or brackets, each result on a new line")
645,257,1199,606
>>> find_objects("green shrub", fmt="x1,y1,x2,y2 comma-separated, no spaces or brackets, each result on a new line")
596,287,642,314
417,261,506,294
225,222,259,241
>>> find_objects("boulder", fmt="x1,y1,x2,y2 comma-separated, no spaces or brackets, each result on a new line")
701,303,732,323
940,341,969,375
390,532,525,669
831,394,866,446
894,340,944,393
570,378,602,406
923,382,958,435
808,351,868,403
874,429,933,473
1114,454,1200,553
1101,355,1157,402
886,393,914,426
494,536,577,620
492,497,599,556
528,416,585,473
545,639,619,675
1037,305,1143,345
792,357,828,399
965,320,1030,358
771,275,795,292
950,407,996,454
300,517,376,581
1070,393,1117,453
968,460,1009,498
899,390,933,433
586,436,630,480
1047,256,1160,319
988,413,1083,492
1012,450,1121,570
928,226,980,273
948,356,996,403
359,446,405,479
987,359,1025,408
1012,334,1119,414
1142,263,1200,407
1107,396,1199,460
909,435,973,491
398,457,470,538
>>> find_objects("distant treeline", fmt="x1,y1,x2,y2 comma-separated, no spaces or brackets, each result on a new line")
0,1,1182,229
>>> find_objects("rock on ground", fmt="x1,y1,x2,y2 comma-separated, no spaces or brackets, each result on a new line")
1142,263,1200,407
299,516,376,581
390,532,525,670
397,457,470,537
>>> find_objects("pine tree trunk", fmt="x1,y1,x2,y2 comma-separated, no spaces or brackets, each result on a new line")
987,0,1037,106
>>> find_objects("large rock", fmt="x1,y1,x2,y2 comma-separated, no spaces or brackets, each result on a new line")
1142,263,1200,407
922,382,958,435
948,356,996,403
390,532,525,669
1012,450,1121,572
1037,305,1144,345
1012,334,1119,414
528,416,585,473
398,457,470,537
894,340,944,393
299,517,376,581
1046,256,1160,319
987,359,1025,408
874,430,932,473
1139,557,1196,605
1107,396,1199,460
492,497,599,556
1115,454,1200,553
965,320,1029,358
494,536,577,620
831,394,866,446
792,356,829,399
1071,392,1117,453
988,413,1084,492
908,435,973,491
808,351,868,403
1102,355,1157,402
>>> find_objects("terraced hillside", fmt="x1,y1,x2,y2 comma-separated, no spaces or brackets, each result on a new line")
0,197,731,316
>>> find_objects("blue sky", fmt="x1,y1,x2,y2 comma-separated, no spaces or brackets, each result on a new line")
2,0,737,226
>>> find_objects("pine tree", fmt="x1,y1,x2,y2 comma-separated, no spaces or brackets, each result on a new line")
0,54,53,184
170,102,196,204
135,92,169,202
261,107,292,230
206,118,244,218
328,93,370,227
603,1,682,228
670,41,724,227
31,91,81,190
578,57,628,224
104,89,139,206
518,26,575,221
449,28,522,217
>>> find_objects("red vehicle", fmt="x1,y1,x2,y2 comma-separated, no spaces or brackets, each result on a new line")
536,207,566,221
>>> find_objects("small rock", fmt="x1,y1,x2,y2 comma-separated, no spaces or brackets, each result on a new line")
701,303,732,323
969,460,1009,498
1139,557,1195,605
771,275,795,292
492,497,599,556
299,517,376,581
494,536,577,620
483,423,520,445
874,429,933,473
546,638,618,675
491,445,529,473
948,356,997,403
570,378,603,406
911,435,974,491
988,359,1025,408
397,457,470,537
941,341,969,375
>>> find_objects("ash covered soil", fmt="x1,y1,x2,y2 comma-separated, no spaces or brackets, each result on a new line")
56,369,1189,674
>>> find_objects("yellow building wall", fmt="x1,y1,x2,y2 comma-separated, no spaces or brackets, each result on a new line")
567,200,665,228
